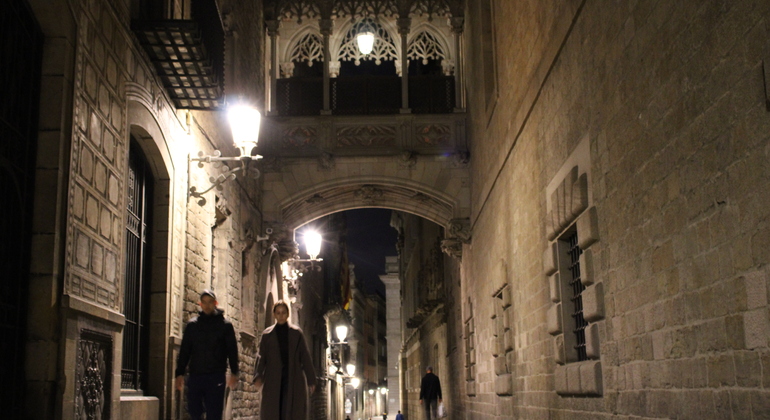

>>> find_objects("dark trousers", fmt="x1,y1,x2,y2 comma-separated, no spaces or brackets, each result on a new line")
187,372,226,420
423,399,438,420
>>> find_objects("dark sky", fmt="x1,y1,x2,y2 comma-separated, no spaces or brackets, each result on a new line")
343,208,398,296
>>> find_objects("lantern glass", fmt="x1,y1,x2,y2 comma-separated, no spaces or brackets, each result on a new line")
336,325,348,342
305,230,322,260
227,105,261,158
356,32,374,55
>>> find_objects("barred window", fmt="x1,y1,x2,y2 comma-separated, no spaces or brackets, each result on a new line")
564,232,587,361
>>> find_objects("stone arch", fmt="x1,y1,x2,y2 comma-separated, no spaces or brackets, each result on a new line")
282,24,324,66
277,176,456,231
125,98,174,400
330,17,401,64
407,22,453,63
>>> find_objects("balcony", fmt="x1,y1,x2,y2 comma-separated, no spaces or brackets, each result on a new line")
132,0,225,109
259,111,466,159
276,75,455,116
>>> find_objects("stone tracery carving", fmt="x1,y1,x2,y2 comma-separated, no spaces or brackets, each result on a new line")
289,32,324,67
416,124,451,145
281,126,319,147
408,30,445,65
336,124,397,146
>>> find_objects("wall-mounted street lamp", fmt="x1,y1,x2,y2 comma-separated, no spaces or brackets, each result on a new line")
335,325,349,343
188,105,262,206
283,230,324,282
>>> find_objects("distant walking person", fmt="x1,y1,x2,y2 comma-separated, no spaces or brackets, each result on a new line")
419,366,443,420
396,410,405,420
253,301,317,420
175,290,240,420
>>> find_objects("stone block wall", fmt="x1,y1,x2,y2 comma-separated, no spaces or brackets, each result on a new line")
24,0,265,418
461,0,770,418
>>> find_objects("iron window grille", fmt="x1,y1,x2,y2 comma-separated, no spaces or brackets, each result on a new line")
565,231,587,362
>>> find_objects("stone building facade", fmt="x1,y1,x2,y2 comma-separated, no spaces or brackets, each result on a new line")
456,0,770,418
8,0,277,418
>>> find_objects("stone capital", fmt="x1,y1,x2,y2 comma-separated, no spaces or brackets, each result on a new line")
450,17,465,34
447,217,471,243
319,18,334,36
397,17,412,35
266,20,280,37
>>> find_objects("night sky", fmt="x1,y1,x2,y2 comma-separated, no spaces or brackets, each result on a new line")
343,208,398,296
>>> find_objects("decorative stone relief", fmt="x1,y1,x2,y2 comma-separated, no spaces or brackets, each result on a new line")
281,126,319,148
440,238,462,259
75,330,112,420
280,61,296,78
336,125,397,147
318,152,335,170
305,193,325,204
415,124,451,146
451,150,470,167
354,185,385,203
399,150,417,168
447,217,471,243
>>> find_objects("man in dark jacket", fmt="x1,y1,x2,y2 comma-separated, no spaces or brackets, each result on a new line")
419,366,442,420
175,290,239,420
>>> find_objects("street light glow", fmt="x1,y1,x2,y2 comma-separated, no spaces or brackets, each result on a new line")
336,325,349,342
305,230,322,260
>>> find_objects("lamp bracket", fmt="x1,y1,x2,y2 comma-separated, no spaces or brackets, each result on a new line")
188,150,263,206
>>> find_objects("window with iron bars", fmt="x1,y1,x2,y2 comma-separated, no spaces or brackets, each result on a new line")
561,230,588,362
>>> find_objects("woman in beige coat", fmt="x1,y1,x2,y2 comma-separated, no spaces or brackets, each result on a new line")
253,301,316,420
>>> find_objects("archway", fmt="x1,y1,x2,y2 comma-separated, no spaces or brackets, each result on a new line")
125,98,175,410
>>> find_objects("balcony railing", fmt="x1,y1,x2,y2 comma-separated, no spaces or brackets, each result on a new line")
132,0,225,109
276,75,455,116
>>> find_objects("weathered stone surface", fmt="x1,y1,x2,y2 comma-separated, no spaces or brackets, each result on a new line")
583,282,605,322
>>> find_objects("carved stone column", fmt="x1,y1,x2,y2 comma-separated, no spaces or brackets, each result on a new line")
320,18,333,115
266,20,280,115
450,17,465,111
397,17,411,113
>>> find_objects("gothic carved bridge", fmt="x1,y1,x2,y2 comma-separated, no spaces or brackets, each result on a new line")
257,113,471,252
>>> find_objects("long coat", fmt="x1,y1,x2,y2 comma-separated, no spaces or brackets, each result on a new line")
254,323,316,420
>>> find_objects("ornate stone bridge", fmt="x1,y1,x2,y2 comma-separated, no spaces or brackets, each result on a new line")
257,112,470,239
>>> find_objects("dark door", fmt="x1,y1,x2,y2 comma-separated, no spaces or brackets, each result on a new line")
0,0,43,416
122,139,153,390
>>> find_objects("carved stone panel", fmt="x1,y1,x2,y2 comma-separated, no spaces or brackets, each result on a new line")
336,125,397,147
75,329,113,420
